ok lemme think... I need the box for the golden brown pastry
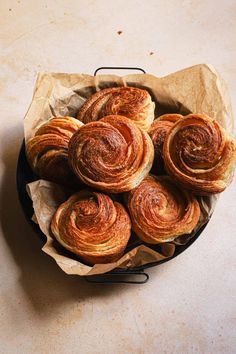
[77,86,155,131]
[148,114,183,173]
[68,115,154,193]
[50,190,131,264]
[163,114,236,195]
[126,175,200,244]
[26,116,83,185]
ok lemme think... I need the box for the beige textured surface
[0,1,236,353]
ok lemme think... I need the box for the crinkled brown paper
[24,64,233,276]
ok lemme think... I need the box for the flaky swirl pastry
[77,86,155,131]
[163,114,236,195]
[68,115,154,193]
[26,117,83,185]
[50,190,131,264]
[126,175,200,244]
[148,114,183,173]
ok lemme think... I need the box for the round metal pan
[16,66,209,283]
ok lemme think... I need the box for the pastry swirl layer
[126,175,200,244]
[51,190,131,264]
[163,114,236,195]
[26,117,83,185]
[148,114,183,173]
[77,86,155,131]
[68,115,154,193]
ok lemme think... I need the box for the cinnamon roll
[26,116,83,185]
[126,175,200,244]
[50,190,131,264]
[77,86,155,131]
[68,115,154,193]
[163,114,236,195]
[148,114,183,173]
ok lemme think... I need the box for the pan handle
[94,66,146,76]
[85,269,149,284]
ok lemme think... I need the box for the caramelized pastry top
[148,114,183,174]
[77,86,155,131]
[126,175,200,244]
[51,190,131,264]
[26,116,83,185]
[68,115,154,193]
[163,114,236,195]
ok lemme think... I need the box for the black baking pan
[16,67,209,284]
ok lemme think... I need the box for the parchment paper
[24,64,234,276]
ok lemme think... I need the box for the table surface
[0,1,236,353]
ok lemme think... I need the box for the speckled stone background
[0,1,236,353]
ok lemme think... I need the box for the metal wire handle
[86,270,149,284]
[94,66,146,76]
